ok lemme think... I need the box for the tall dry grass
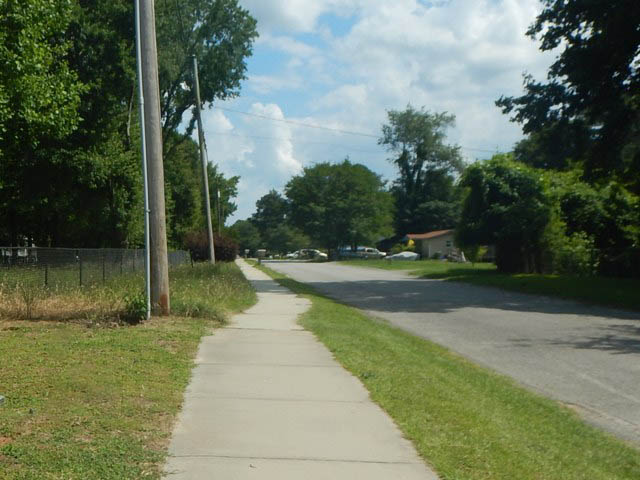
[0,262,255,324]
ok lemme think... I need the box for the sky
[196,0,557,223]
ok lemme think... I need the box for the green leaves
[0,0,83,147]
[457,156,551,273]
[496,0,640,184]
[286,160,393,250]
[380,106,463,235]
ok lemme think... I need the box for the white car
[299,249,327,260]
[360,247,386,259]
[385,251,420,261]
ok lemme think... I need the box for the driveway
[264,261,640,446]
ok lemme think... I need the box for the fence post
[78,253,83,287]
[102,252,106,283]
[44,264,48,287]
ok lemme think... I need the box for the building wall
[418,233,456,258]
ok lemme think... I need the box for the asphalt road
[264,260,640,446]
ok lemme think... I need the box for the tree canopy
[156,0,258,141]
[456,155,551,273]
[286,160,393,250]
[379,106,463,235]
[0,0,255,248]
[496,0,640,185]
[250,190,289,237]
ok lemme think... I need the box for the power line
[212,105,498,154]
[212,105,380,138]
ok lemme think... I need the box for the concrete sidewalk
[164,259,438,479]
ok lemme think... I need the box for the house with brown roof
[406,229,457,259]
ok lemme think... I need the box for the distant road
[265,260,640,446]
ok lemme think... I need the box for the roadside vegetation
[0,262,255,479]
[256,262,640,479]
[338,259,640,311]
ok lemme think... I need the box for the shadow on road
[249,274,640,356]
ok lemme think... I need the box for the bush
[214,233,239,262]
[184,231,239,262]
[391,239,416,255]
[552,232,598,276]
[463,245,488,266]
[122,292,147,324]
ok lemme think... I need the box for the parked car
[385,251,420,261]
[360,247,386,259]
[339,246,386,259]
[298,249,328,260]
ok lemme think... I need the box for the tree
[0,0,255,248]
[164,133,204,246]
[207,163,239,231]
[548,172,640,277]
[0,0,83,151]
[155,0,258,146]
[0,0,85,246]
[496,0,640,184]
[262,224,310,255]
[251,190,290,237]
[285,160,393,251]
[456,154,551,273]
[379,106,464,235]
[513,122,592,171]
[228,220,261,256]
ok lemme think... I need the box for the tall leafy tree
[456,155,551,273]
[379,106,464,236]
[0,0,85,246]
[250,190,289,237]
[0,0,83,150]
[164,133,240,246]
[228,219,261,255]
[155,0,258,146]
[207,162,239,231]
[0,0,256,248]
[496,0,640,184]
[286,160,393,251]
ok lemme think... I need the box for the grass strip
[256,262,640,479]
[0,262,256,479]
[338,259,640,311]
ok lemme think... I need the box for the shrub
[122,292,147,324]
[390,243,404,254]
[456,155,551,273]
[214,234,239,262]
[464,245,488,266]
[552,232,598,276]
[391,239,416,255]
[183,231,238,262]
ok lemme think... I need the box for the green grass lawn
[339,259,640,311]
[257,262,640,479]
[0,262,255,479]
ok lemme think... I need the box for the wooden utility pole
[192,55,216,264]
[140,0,170,314]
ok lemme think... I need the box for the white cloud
[199,102,306,220]
[248,74,303,94]
[218,0,557,221]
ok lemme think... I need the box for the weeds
[0,262,255,326]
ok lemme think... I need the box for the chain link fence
[0,247,191,289]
